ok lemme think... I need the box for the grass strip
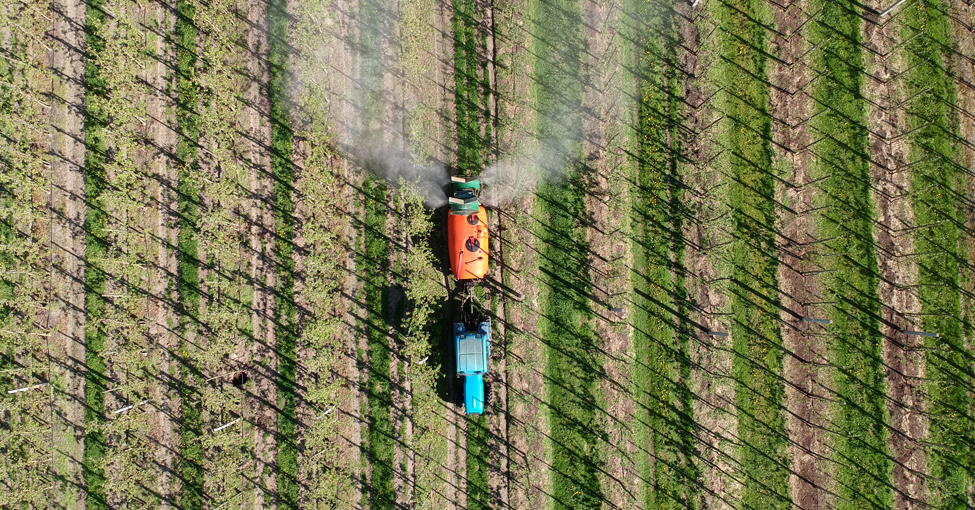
[808,1,893,506]
[81,0,109,505]
[900,2,972,506]
[359,177,395,507]
[452,0,485,174]
[717,1,792,507]
[629,1,700,507]
[174,0,205,506]
[531,0,604,506]
[268,0,298,504]
[536,176,603,509]
[356,0,396,504]
[466,414,490,509]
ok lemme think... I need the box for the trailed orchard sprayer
[447,176,491,415]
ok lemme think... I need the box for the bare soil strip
[148,0,180,503]
[681,3,743,507]
[581,0,636,507]
[47,0,88,505]
[768,2,834,508]
[242,0,277,506]
[862,9,930,509]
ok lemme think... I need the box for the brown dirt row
[487,211,511,508]
[147,0,180,503]
[242,0,278,505]
[497,209,548,510]
[862,10,930,509]
[579,0,637,506]
[681,3,742,508]
[47,0,88,505]
[768,2,834,508]
[493,0,549,507]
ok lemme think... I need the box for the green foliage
[390,183,452,508]
[900,1,972,506]
[718,0,792,507]
[629,1,699,507]
[81,0,109,505]
[808,1,893,506]
[452,0,487,174]
[359,177,396,507]
[0,3,54,504]
[175,0,205,506]
[530,0,605,506]
[268,0,299,504]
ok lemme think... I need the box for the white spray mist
[349,143,450,208]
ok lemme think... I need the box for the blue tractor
[455,317,490,415]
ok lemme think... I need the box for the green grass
[175,0,204,506]
[269,0,298,504]
[808,1,893,506]
[81,0,109,505]
[717,1,791,507]
[536,175,604,510]
[466,414,491,509]
[900,1,972,506]
[629,0,699,507]
[452,0,486,174]
[359,177,396,507]
[357,0,397,504]
[531,2,604,505]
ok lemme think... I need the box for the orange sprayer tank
[448,206,489,280]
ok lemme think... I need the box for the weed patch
[531,0,605,506]
[467,414,491,509]
[359,177,396,507]
[269,0,298,504]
